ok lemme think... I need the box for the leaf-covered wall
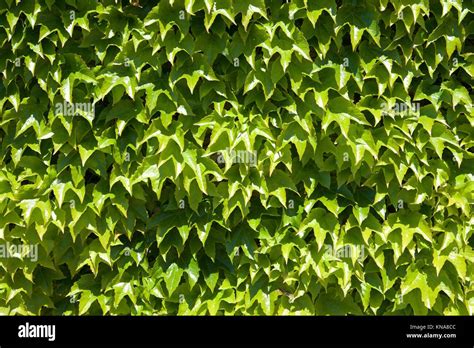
[0,0,473,315]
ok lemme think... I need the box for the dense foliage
[0,0,473,315]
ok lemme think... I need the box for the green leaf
[164,263,184,296]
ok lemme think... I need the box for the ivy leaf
[164,263,184,296]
